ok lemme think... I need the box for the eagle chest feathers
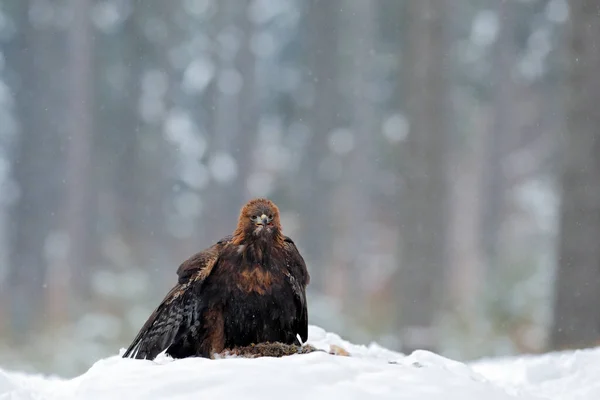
[216,254,300,349]
[235,264,276,295]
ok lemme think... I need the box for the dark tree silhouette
[550,0,600,350]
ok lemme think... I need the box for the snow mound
[0,325,598,399]
[472,347,600,399]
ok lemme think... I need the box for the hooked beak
[259,214,269,226]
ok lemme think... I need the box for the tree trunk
[336,0,377,309]
[293,0,340,292]
[479,0,518,276]
[5,0,66,341]
[205,0,257,237]
[550,0,600,350]
[395,0,449,353]
[61,0,94,305]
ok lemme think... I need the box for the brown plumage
[123,198,310,360]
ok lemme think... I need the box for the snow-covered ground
[0,325,597,399]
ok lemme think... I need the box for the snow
[1,325,599,399]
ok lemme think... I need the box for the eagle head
[235,198,282,242]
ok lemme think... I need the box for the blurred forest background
[0,0,597,377]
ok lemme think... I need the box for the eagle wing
[176,235,232,284]
[122,238,228,360]
[282,236,310,343]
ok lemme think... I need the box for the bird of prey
[123,198,310,360]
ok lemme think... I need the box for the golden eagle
[123,198,310,360]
